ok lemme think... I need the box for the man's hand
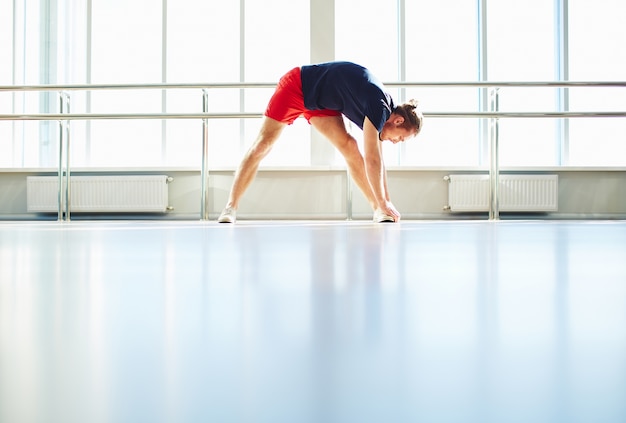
[380,200,401,222]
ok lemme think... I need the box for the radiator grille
[27,175,170,213]
[446,174,558,212]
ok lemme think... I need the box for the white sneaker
[218,207,237,223]
[373,208,395,223]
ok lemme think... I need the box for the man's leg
[220,117,286,219]
[309,116,378,210]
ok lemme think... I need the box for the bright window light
[2,0,624,169]
[568,0,626,167]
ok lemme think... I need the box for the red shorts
[265,67,341,125]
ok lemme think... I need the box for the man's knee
[247,139,273,160]
[246,120,285,159]
[335,133,359,155]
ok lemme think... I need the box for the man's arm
[382,160,391,202]
[363,117,400,220]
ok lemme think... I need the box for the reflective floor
[1,220,625,423]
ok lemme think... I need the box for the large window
[165,0,241,168]
[403,0,479,167]
[568,0,626,167]
[486,0,558,167]
[89,0,163,168]
[2,0,625,169]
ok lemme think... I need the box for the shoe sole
[374,212,395,223]
[376,217,395,223]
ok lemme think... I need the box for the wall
[1,168,624,220]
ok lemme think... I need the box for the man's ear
[394,115,405,126]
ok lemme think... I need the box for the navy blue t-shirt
[300,62,394,132]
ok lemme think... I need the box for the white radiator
[445,174,558,212]
[27,175,171,213]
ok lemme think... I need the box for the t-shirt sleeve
[366,97,393,132]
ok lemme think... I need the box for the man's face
[381,124,417,144]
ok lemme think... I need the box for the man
[218,61,423,224]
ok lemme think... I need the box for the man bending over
[218,61,423,224]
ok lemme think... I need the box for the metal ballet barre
[1,81,625,221]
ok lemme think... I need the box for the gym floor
[1,220,625,423]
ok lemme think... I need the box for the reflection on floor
[1,220,625,423]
